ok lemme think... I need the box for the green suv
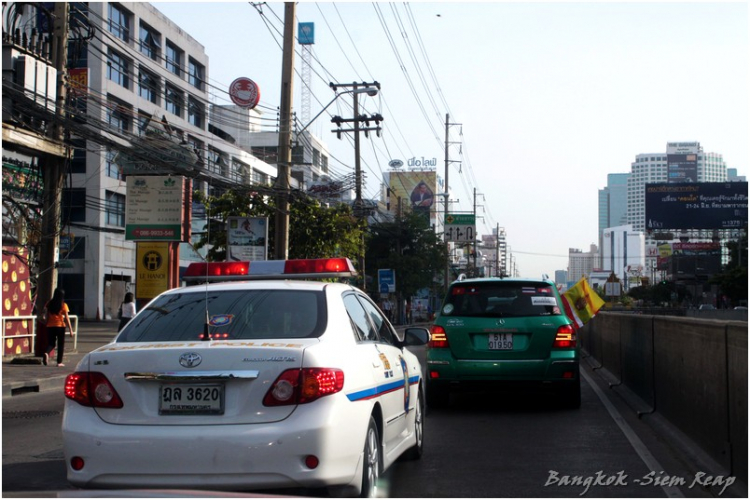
[426,277,580,408]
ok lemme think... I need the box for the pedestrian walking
[118,292,137,332]
[43,287,74,367]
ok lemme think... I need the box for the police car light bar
[183,258,358,283]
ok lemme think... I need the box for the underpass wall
[581,313,747,483]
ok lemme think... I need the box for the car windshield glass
[441,281,562,318]
[117,289,326,342]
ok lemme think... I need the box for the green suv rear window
[442,281,562,318]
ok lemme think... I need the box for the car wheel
[360,416,381,498]
[402,389,424,460]
[560,377,581,409]
[426,380,449,409]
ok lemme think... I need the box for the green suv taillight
[429,325,449,348]
[552,324,577,348]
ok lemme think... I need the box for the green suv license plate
[488,333,513,350]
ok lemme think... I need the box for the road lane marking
[581,368,684,498]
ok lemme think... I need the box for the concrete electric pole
[274,2,296,260]
[37,2,69,312]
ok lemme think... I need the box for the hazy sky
[153,1,749,278]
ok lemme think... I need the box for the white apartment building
[567,244,599,285]
[627,142,728,233]
[600,225,646,288]
[58,2,275,319]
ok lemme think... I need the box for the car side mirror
[402,327,430,346]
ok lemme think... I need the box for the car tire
[360,416,381,498]
[402,389,424,460]
[426,380,449,409]
[561,377,581,409]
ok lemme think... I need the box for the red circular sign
[229,77,261,109]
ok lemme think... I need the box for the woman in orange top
[44,287,74,367]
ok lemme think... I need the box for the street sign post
[444,213,476,243]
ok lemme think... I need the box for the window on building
[312,149,320,168]
[107,100,131,133]
[61,188,87,223]
[105,191,126,227]
[70,139,87,174]
[136,112,151,135]
[188,58,204,90]
[138,69,159,104]
[321,154,328,174]
[206,148,221,174]
[188,97,204,128]
[108,4,131,42]
[139,23,160,61]
[107,50,130,89]
[105,149,123,180]
[165,84,183,117]
[231,160,247,184]
[166,41,182,76]
[188,136,204,166]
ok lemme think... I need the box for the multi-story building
[54,2,275,319]
[626,142,728,233]
[598,173,629,267]
[567,244,599,285]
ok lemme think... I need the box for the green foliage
[193,189,365,263]
[365,212,448,298]
[710,234,748,305]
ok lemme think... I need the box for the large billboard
[666,142,699,183]
[388,170,438,221]
[645,182,748,231]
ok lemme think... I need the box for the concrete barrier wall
[581,313,747,481]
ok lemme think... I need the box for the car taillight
[64,372,123,408]
[263,368,344,406]
[553,324,577,348]
[429,325,449,348]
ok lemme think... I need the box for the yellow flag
[562,277,605,328]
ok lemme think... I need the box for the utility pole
[274,2,296,260]
[496,223,500,278]
[330,81,381,285]
[37,2,69,312]
[473,188,478,271]
[443,113,461,291]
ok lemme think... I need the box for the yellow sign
[136,242,170,300]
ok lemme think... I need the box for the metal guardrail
[1,315,79,356]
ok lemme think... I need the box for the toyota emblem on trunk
[179,352,202,368]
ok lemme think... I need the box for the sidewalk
[2,320,118,398]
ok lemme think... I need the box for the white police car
[62,258,429,497]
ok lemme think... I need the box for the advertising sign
[229,77,261,109]
[388,170,437,222]
[136,242,170,300]
[125,176,186,241]
[298,22,315,45]
[645,182,748,230]
[227,217,268,261]
[378,269,396,294]
[444,213,476,243]
[667,153,698,183]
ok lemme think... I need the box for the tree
[365,212,447,299]
[192,188,365,263]
[710,233,748,306]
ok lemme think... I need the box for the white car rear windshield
[118,290,327,342]
[442,282,562,318]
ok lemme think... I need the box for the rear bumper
[62,400,368,491]
[426,349,579,383]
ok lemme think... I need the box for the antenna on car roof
[202,180,211,341]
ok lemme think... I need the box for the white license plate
[488,333,513,350]
[159,384,224,415]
